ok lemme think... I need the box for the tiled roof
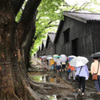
[63,11,100,23]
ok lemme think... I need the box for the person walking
[75,65,89,95]
[60,54,67,73]
[67,56,76,81]
[61,62,67,73]
[68,63,75,81]
[49,59,55,71]
[91,57,100,94]
[55,57,61,75]
[69,56,89,96]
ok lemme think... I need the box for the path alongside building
[29,58,100,100]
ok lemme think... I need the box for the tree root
[6,92,20,100]
[29,79,73,95]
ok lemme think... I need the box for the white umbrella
[47,56,53,60]
[68,55,76,58]
[47,55,52,57]
[53,54,59,57]
[47,55,52,59]
[68,55,76,62]
[60,54,67,57]
[41,56,47,58]
[69,56,89,67]
[60,54,67,62]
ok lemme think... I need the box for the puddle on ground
[28,72,100,100]
[29,74,60,83]
[46,95,57,100]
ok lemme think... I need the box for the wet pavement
[28,69,100,100]
[60,72,99,100]
[28,59,100,100]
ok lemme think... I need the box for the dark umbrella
[91,52,100,58]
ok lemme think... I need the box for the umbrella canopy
[68,55,76,62]
[47,55,52,59]
[47,55,52,57]
[53,54,59,57]
[53,56,60,58]
[68,55,76,58]
[91,52,100,58]
[69,56,89,67]
[60,54,67,62]
[47,56,53,60]
[60,54,67,57]
[41,56,47,58]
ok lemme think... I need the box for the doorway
[72,38,78,56]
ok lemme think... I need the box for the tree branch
[72,2,90,12]
[10,0,24,15]
[70,4,78,11]
[20,0,41,25]
[17,0,41,46]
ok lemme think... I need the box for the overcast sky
[65,0,100,12]
[65,0,91,5]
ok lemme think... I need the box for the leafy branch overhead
[35,0,64,38]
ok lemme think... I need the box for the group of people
[40,54,100,96]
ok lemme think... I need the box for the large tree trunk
[0,0,41,99]
[0,1,73,99]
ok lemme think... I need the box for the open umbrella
[60,54,67,57]
[91,52,100,58]
[69,56,89,67]
[68,55,76,58]
[60,54,67,62]
[41,56,47,59]
[68,55,76,62]
[47,55,52,59]
[53,56,60,58]
[47,55,52,57]
[53,54,59,57]
[47,56,53,60]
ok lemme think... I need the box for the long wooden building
[37,12,100,65]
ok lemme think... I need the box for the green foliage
[35,0,64,38]
[15,10,22,22]
[15,0,28,22]
[31,0,65,55]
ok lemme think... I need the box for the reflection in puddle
[46,95,57,100]
[31,75,43,82]
[30,74,58,83]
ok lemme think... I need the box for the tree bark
[0,0,41,99]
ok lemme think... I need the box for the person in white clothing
[55,57,61,74]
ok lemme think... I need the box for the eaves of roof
[63,11,100,23]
